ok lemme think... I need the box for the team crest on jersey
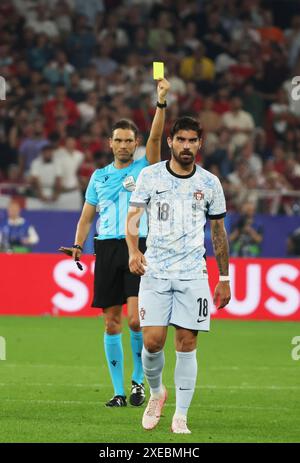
[194,190,204,201]
[139,308,146,320]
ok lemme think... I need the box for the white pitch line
[0,398,293,412]
[0,382,299,390]
[1,364,298,371]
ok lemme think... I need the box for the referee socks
[104,333,125,397]
[129,329,144,385]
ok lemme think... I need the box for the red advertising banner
[0,254,299,320]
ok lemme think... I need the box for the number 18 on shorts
[138,276,212,332]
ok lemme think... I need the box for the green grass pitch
[0,316,299,443]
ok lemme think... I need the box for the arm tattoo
[211,221,229,276]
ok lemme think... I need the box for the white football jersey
[129,160,226,279]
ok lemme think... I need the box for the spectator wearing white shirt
[78,91,98,126]
[222,96,255,151]
[29,144,62,208]
[54,136,84,210]
[26,4,59,38]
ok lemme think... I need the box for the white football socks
[174,350,197,417]
[142,346,165,397]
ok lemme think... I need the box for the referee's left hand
[129,250,147,276]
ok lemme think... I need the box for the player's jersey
[129,160,226,279]
[86,155,149,239]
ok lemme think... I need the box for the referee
[60,78,170,407]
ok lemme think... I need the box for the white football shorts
[138,276,212,332]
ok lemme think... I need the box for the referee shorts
[92,238,146,309]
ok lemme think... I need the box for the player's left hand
[157,78,170,102]
[213,281,231,309]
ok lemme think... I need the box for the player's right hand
[129,250,147,276]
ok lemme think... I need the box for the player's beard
[171,147,195,166]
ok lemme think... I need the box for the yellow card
[153,62,164,80]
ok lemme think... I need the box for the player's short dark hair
[111,119,139,139]
[170,116,203,139]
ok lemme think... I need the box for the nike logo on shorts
[156,190,168,194]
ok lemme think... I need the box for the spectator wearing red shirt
[213,86,231,115]
[43,84,80,133]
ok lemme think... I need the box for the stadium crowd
[0,0,300,215]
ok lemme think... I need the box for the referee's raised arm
[145,78,170,165]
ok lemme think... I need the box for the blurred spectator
[199,96,222,134]
[0,131,18,179]
[43,84,80,133]
[258,9,285,45]
[92,42,118,77]
[272,143,287,175]
[18,119,49,177]
[287,227,300,256]
[286,14,300,69]
[202,10,229,59]
[67,72,86,102]
[148,11,175,50]
[222,96,255,150]
[238,140,263,176]
[267,88,297,142]
[240,81,265,127]
[0,199,39,253]
[80,64,98,92]
[25,4,59,38]
[43,51,75,87]
[98,12,129,48]
[27,32,53,71]
[203,128,234,178]
[53,136,84,210]
[66,15,97,69]
[73,0,105,28]
[180,43,215,81]
[229,201,263,257]
[213,86,231,115]
[29,144,62,207]
[78,91,98,127]
[253,128,273,161]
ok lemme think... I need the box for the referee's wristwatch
[157,100,167,108]
[72,244,83,251]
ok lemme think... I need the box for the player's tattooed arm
[210,218,229,275]
[210,218,231,309]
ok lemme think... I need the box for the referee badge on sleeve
[123,175,136,191]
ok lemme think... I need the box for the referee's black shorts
[92,238,146,309]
